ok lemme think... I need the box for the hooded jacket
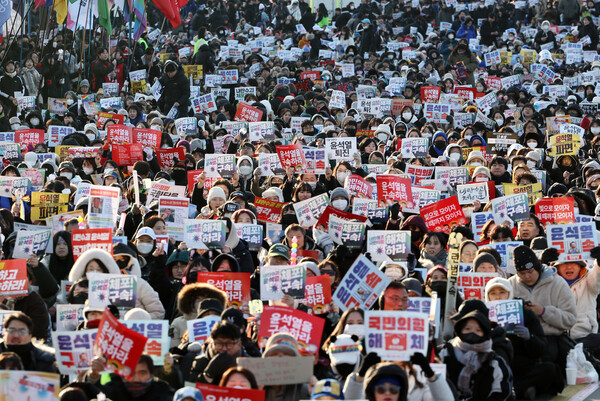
[429,131,448,157]
[68,248,165,319]
[158,64,191,114]
[564,260,600,339]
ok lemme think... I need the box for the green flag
[98,0,112,33]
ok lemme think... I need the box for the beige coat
[567,261,600,339]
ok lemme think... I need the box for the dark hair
[58,388,88,401]
[67,278,89,303]
[0,352,24,370]
[87,258,109,273]
[490,156,508,168]
[450,225,474,241]
[144,215,166,229]
[219,367,259,389]
[137,354,154,372]
[490,225,514,241]
[476,247,503,267]
[211,321,241,341]
[4,312,32,333]
[323,307,364,351]
[96,47,107,56]
[420,231,448,250]
[292,182,314,202]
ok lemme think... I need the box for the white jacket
[68,249,165,319]
[567,261,600,339]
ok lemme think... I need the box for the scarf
[450,336,493,395]
[6,71,16,78]
[125,379,153,397]
[420,248,448,266]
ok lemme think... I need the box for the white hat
[262,187,284,203]
[473,166,491,179]
[24,152,38,168]
[207,186,226,203]
[327,334,362,366]
[484,277,513,302]
[135,227,156,241]
[124,307,151,320]
[466,150,485,165]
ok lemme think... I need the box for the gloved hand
[512,324,531,340]
[358,352,381,378]
[407,253,416,272]
[144,147,154,161]
[590,246,600,263]
[540,248,560,266]
[389,202,401,221]
[204,352,235,382]
[410,352,434,378]
[313,228,334,254]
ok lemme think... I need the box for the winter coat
[13,290,50,340]
[21,67,42,99]
[193,44,215,74]
[158,66,191,115]
[91,58,114,91]
[508,308,547,375]
[566,261,600,339]
[558,0,580,21]
[509,266,577,336]
[0,340,56,372]
[96,373,174,401]
[456,23,477,40]
[68,248,165,319]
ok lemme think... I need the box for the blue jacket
[457,23,477,40]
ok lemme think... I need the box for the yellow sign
[31,192,69,220]
[503,183,543,206]
[549,133,581,157]
[520,49,537,65]
[183,65,204,80]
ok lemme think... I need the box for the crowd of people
[2,0,600,399]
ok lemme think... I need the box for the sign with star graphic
[260,264,307,300]
[184,219,227,250]
[328,215,366,249]
[491,193,530,225]
[333,254,391,311]
[12,229,52,259]
[88,273,137,311]
[367,230,412,262]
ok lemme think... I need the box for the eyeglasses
[6,328,28,336]
[374,384,400,395]
[321,270,336,276]
[213,340,239,350]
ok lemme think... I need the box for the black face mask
[334,363,356,379]
[281,214,298,227]
[429,280,447,296]
[116,259,130,270]
[458,332,486,344]
[71,293,88,304]
[435,141,446,150]
[346,127,357,136]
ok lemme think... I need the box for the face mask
[527,142,537,148]
[335,75,342,80]
[527,160,536,169]
[116,259,130,270]
[337,172,349,185]
[67,99,74,105]
[83,167,94,175]
[86,133,96,142]
[137,242,154,255]
[343,323,365,339]
[346,127,357,136]
[422,133,432,139]
[151,125,162,131]
[281,214,298,227]
[450,153,460,161]
[475,176,488,182]
[470,162,482,167]
[448,34,455,40]
[61,172,73,180]
[124,379,153,397]
[402,112,412,120]
[332,199,348,210]
[334,363,356,378]
[458,332,486,344]
[11,124,19,130]
[377,133,388,143]
[308,182,317,190]
[542,25,549,32]
[464,135,472,141]
[429,280,447,295]
[71,292,88,304]
[239,166,252,175]
[495,119,503,126]
[435,141,446,151]
[30,118,40,126]
[592,127,600,135]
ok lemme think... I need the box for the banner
[71,228,113,260]
[377,175,413,209]
[332,254,391,311]
[156,148,186,169]
[196,272,251,307]
[367,230,411,262]
[52,329,96,374]
[293,193,330,227]
[183,219,227,249]
[0,259,27,297]
[420,196,467,234]
[195,383,265,401]
[547,222,598,262]
[365,311,429,361]
[88,273,137,310]
[260,265,306,300]
[186,315,221,344]
[258,305,324,353]
[94,309,147,378]
[457,272,498,300]
[254,197,285,223]
[276,144,306,172]
[535,197,575,226]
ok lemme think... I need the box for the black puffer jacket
[158,64,191,115]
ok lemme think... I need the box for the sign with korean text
[367,230,411,262]
[420,196,467,234]
[491,193,530,224]
[547,222,598,262]
[420,86,441,102]
[344,174,373,199]
[377,175,413,209]
[52,330,96,374]
[106,124,133,144]
[258,306,325,353]
[487,299,524,333]
[456,182,490,205]
[254,197,285,223]
[48,125,75,147]
[186,315,221,345]
[132,128,162,149]
[56,304,84,331]
[236,356,314,386]
[235,102,263,122]
[159,197,189,241]
[196,383,265,401]
[333,254,391,311]
[184,219,227,249]
[303,275,332,313]
[71,228,113,260]
[293,193,330,227]
[365,311,428,361]
[405,165,435,186]
[329,215,366,249]
[88,273,137,310]
[276,144,306,172]
[12,229,52,259]
[535,197,575,226]
[325,137,357,161]
[248,121,275,142]
[548,133,581,157]
[236,224,263,251]
[15,129,44,148]
[0,259,27,297]
[457,272,497,300]
[113,143,144,166]
[31,192,69,220]
[400,137,428,159]
[302,146,327,175]
[146,181,186,206]
[121,320,169,366]
[196,272,251,307]
[156,148,186,169]
[260,264,306,300]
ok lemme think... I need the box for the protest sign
[18,168,44,191]
[314,205,368,231]
[183,219,227,249]
[0,259,27,297]
[71,228,113,260]
[0,370,61,400]
[367,230,411,262]
[196,272,252,307]
[471,211,494,240]
[260,264,306,300]
[12,229,52,259]
[423,103,451,123]
[146,181,186,206]
[487,299,524,333]
[487,241,522,273]
[248,121,275,142]
[329,215,366,249]
[420,196,467,234]
[344,174,374,199]
[132,128,162,149]
[457,272,498,300]
[365,311,429,361]
[195,383,265,401]
[293,193,330,227]
[31,192,69,220]
[236,223,263,251]
[254,197,285,223]
[56,304,84,331]
[303,275,332,313]
[0,176,29,198]
[548,132,581,157]
[456,182,490,205]
[236,356,315,386]
[96,112,124,128]
[48,125,75,147]
[234,102,263,122]
[377,175,414,209]
[52,330,96,374]
[276,144,306,172]
[175,117,198,136]
[420,86,441,102]
[491,193,530,224]
[156,148,186,169]
[88,273,137,310]
[535,197,575,226]
[112,143,144,166]
[333,254,391,311]
[405,164,435,186]
[66,147,100,159]
[547,222,598,262]
[190,94,217,113]
[94,309,147,378]
[325,137,357,161]
[159,197,189,241]
[186,315,221,344]
[400,137,429,158]
[106,124,132,144]
[302,146,327,175]
[121,320,169,365]
[258,305,324,353]
[234,86,257,102]
[15,129,44,148]
[87,186,120,228]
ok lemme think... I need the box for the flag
[67,0,93,30]
[128,0,146,40]
[151,0,180,28]
[97,0,112,33]
[0,0,11,34]
[54,0,67,24]
[34,0,45,10]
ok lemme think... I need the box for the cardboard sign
[535,197,575,226]
[344,174,374,199]
[420,196,467,234]
[367,230,411,262]
[15,129,44,147]
[456,182,490,205]
[276,144,306,172]
[183,219,227,249]
[12,229,52,259]
[547,222,598,262]
[377,175,413,209]
[121,320,169,366]
[491,193,530,224]
[94,309,147,378]
[196,272,251,307]
[234,102,263,122]
[56,304,84,331]
[548,133,581,157]
[0,259,28,296]
[254,197,285,223]
[260,265,306,300]
[112,143,144,166]
[71,228,113,260]
[156,148,186,168]
[293,193,330,227]
[106,124,133,144]
[325,137,357,161]
[332,254,391,311]
[196,383,265,401]
[52,329,96,374]
[88,273,137,310]
[237,356,314,386]
[457,272,497,300]
[258,306,325,353]
[365,311,429,361]
[186,315,221,344]
[30,192,69,221]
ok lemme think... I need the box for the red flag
[151,0,181,27]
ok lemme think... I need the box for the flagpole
[79,0,92,77]
[19,0,25,76]
[1,0,31,67]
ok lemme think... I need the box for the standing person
[446,39,479,85]
[91,47,115,92]
[0,60,26,117]
[21,57,42,103]
[158,60,190,117]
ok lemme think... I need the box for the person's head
[0,352,24,370]
[484,277,513,302]
[145,215,167,236]
[96,47,108,61]
[3,313,33,345]
[219,367,259,389]
[454,312,491,344]
[167,249,191,279]
[125,354,154,387]
[207,186,227,211]
[134,227,156,256]
[266,243,290,265]
[211,321,242,356]
[513,245,543,286]
[165,60,178,78]
[85,259,109,274]
[420,231,447,256]
[490,225,514,242]
[285,224,306,249]
[459,240,478,264]
[473,252,500,273]
[517,216,543,240]
[311,378,345,400]
[555,260,586,282]
[381,281,409,311]
[363,362,408,401]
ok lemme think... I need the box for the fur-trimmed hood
[68,249,120,282]
[177,282,228,319]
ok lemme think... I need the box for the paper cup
[566,367,577,386]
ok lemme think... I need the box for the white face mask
[11,124,19,130]
[464,135,472,141]
[239,165,252,175]
[137,242,154,255]
[83,167,94,175]
[450,153,461,161]
[61,172,73,179]
[527,141,537,148]
[332,199,348,210]
[86,133,96,142]
[151,125,162,131]
[474,176,488,182]
[495,119,504,126]
[527,160,536,169]
[337,171,349,185]
[402,112,412,120]
[470,162,482,167]
[591,127,600,135]
[30,118,40,126]
[377,133,388,142]
[308,181,317,190]
[67,98,74,105]
[343,323,365,340]
[422,133,432,139]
